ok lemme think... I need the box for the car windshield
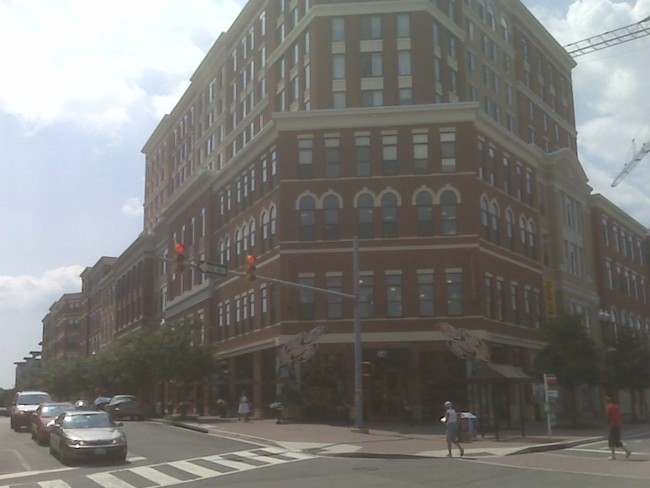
[19,394,51,405]
[63,414,114,429]
[41,405,72,416]
[110,396,136,405]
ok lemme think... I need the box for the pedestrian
[441,401,464,457]
[605,396,631,460]
[238,392,251,422]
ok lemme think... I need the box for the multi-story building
[35,0,649,424]
[137,0,595,424]
[41,293,82,361]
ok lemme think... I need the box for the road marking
[87,472,136,488]
[38,481,73,487]
[202,455,257,471]
[129,466,180,485]
[168,460,221,478]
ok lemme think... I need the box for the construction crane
[563,15,650,57]
[561,15,650,186]
[611,139,650,187]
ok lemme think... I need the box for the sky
[1,0,649,391]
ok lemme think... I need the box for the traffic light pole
[195,237,366,432]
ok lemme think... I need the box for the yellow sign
[544,278,556,318]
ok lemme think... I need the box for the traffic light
[173,243,186,273]
[245,254,257,282]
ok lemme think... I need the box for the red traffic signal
[173,243,186,273]
[245,254,257,282]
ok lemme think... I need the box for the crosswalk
[0,447,315,488]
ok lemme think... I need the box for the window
[362,90,383,107]
[397,13,410,38]
[415,191,434,236]
[413,133,429,173]
[496,280,505,320]
[446,272,463,315]
[441,190,458,235]
[332,17,345,41]
[323,195,340,240]
[299,196,316,240]
[505,210,514,250]
[381,193,398,237]
[355,135,371,176]
[298,138,313,179]
[386,274,403,317]
[490,203,500,243]
[418,272,434,316]
[398,51,411,75]
[361,15,382,39]
[327,275,343,319]
[440,131,456,172]
[481,198,489,238]
[325,137,340,178]
[382,135,398,175]
[358,275,375,318]
[333,91,346,108]
[511,283,520,324]
[357,193,374,238]
[332,54,345,79]
[485,276,493,318]
[299,276,315,320]
[361,52,383,77]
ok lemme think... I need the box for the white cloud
[0,0,244,133]
[530,0,650,226]
[122,197,144,217]
[0,266,84,312]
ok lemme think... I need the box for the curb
[505,435,604,456]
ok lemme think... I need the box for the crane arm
[564,15,650,57]
[611,140,650,187]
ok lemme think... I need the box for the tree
[533,314,603,425]
[605,327,650,421]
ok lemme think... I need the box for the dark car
[31,402,75,445]
[106,395,145,420]
[49,411,127,465]
[10,391,52,431]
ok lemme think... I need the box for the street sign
[197,261,228,277]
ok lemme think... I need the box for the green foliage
[40,320,219,397]
[605,327,650,391]
[533,314,603,386]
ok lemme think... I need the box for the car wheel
[31,428,36,440]
[59,446,70,465]
[37,431,46,446]
[49,443,55,456]
[12,421,20,432]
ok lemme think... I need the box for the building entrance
[363,348,408,421]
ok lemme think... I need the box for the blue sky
[1,0,649,390]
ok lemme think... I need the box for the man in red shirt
[605,396,631,460]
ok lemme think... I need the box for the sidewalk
[159,416,645,459]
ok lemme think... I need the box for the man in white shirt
[442,401,464,457]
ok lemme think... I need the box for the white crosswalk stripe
[86,472,134,488]
[38,481,73,488]
[128,466,180,485]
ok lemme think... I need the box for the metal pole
[352,236,366,432]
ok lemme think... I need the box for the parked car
[73,399,93,410]
[10,391,52,432]
[92,396,111,411]
[106,395,144,420]
[49,410,127,465]
[31,402,75,445]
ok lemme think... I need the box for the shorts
[446,422,459,443]
[608,425,623,448]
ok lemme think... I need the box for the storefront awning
[468,363,532,383]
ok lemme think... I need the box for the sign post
[543,373,558,438]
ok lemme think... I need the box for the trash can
[459,412,478,441]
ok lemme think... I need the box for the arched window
[527,220,535,258]
[219,240,227,265]
[441,190,458,235]
[235,229,243,264]
[270,206,277,246]
[249,218,256,251]
[506,209,514,250]
[381,193,398,237]
[299,196,317,241]
[480,198,489,238]
[415,191,434,236]
[323,195,341,240]
[490,202,499,243]
[357,193,374,239]
[519,216,527,246]
[242,223,249,254]
[225,236,231,263]
[261,211,269,252]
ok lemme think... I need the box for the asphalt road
[2,417,650,487]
